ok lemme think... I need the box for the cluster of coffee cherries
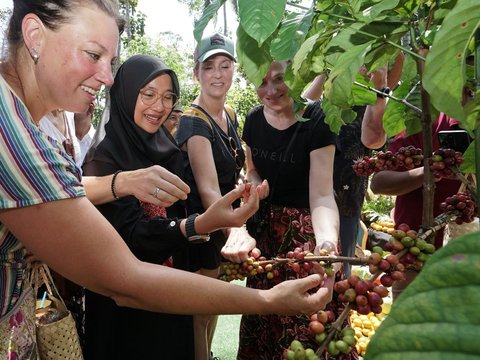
[218,248,271,282]
[429,148,464,179]
[288,312,357,359]
[310,310,356,350]
[352,145,423,177]
[440,191,477,224]
[334,275,389,315]
[367,246,406,288]
[382,223,436,271]
[219,247,332,282]
[283,340,320,360]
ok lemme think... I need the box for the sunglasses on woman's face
[228,137,243,170]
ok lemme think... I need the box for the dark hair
[6,0,125,50]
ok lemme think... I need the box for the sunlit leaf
[382,55,421,136]
[292,33,320,74]
[325,20,408,65]
[394,0,420,17]
[350,74,377,106]
[271,10,315,60]
[238,0,287,46]
[461,90,480,133]
[193,0,225,42]
[459,141,476,174]
[325,42,374,107]
[357,0,401,24]
[236,25,273,88]
[364,232,480,360]
[423,0,480,121]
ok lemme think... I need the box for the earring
[30,47,39,64]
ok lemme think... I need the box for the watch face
[188,235,210,244]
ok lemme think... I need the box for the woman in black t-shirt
[238,62,358,360]
[176,32,263,360]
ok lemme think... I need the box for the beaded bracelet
[111,170,122,200]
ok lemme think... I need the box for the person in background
[75,101,96,165]
[370,112,462,300]
[237,61,344,360]
[164,103,182,135]
[0,2,334,358]
[303,53,404,277]
[176,32,262,360]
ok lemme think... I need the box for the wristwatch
[377,87,391,98]
[185,213,210,244]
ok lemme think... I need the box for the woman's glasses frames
[140,90,178,109]
[228,137,243,170]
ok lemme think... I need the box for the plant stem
[315,304,352,356]
[353,81,422,113]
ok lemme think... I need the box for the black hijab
[83,55,182,175]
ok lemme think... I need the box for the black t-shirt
[176,106,245,213]
[242,102,336,208]
[333,106,372,217]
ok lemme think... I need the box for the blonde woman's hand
[116,165,190,207]
[221,226,258,263]
[196,183,259,234]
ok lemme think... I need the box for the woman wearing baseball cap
[177,32,264,360]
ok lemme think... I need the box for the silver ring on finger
[153,187,161,199]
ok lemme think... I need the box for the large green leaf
[322,98,357,134]
[383,54,421,137]
[193,0,225,42]
[459,141,476,174]
[238,0,287,47]
[350,74,377,106]
[324,42,374,107]
[270,10,315,60]
[356,0,401,24]
[461,90,480,133]
[423,0,480,121]
[236,25,273,88]
[292,33,321,74]
[364,232,480,360]
[325,20,408,68]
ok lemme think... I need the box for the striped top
[0,74,85,317]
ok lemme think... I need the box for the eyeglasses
[140,90,178,109]
[62,139,75,160]
[228,137,243,170]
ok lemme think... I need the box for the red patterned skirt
[237,205,358,360]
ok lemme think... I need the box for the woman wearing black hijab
[82,55,196,359]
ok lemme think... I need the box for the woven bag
[34,264,84,360]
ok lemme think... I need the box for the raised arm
[309,145,339,247]
[303,74,327,101]
[361,53,404,149]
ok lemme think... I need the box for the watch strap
[185,213,210,243]
[185,213,199,238]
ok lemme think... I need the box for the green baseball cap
[194,32,236,63]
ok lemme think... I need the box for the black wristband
[377,87,391,98]
[185,213,199,238]
[111,170,122,200]
[185,213,210,243]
